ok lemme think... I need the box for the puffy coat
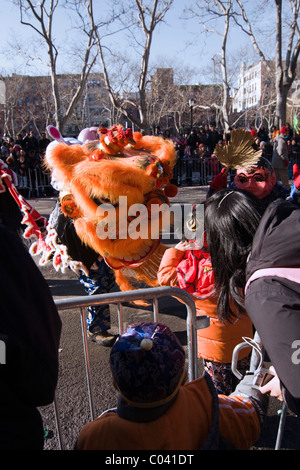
[271,134,289,169]
[75,374,260,450]
[245,199,300,415]
[158,247,252,363]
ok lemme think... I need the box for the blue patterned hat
[110,322,186,407]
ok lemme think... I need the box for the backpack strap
[200,372,235,450]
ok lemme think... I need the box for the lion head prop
[34,125,178,292]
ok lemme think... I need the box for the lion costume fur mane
[39,126,178,293]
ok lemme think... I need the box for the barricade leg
[53,393,66,450]
[275,402,287,450]
[80,306,96,421]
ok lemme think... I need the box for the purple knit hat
[110,322,186,407]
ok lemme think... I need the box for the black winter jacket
[0,224,62,449]
[245,199,300,415]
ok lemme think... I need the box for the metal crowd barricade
[15,156,221,192]
[53,286,209,450]
[15,167,52,197]
[231,331,287,451]
[174,157,219,186]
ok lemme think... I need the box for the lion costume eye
[92,196,119,208]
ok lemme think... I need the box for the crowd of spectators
[153,122,300,185]
[158,122,300,165]
[0,130,52,196]
[2,123,300,194]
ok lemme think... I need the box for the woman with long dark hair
[204,189,262,321]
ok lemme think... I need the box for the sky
[0,0,257,84]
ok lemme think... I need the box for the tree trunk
[274,85,289,128]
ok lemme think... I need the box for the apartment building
[232,61,275,113]
[150,68,222,131]
[232,59,300,116]
[0,72,111,138]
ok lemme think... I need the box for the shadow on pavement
[46,279,86,297]
[254,414,300,450]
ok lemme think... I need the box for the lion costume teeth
[39,125,178,292]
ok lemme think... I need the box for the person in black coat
[0,224,62,449]
[204,189,300,416]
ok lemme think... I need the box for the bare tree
[147,64,220,134]
[13,0,98,132]
[0,74,50,137]
[82,0,174,133]
[185,0,235,132]
[234,0,300,128]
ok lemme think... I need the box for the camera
[253,367,274,387]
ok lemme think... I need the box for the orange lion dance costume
[36,125,178,295]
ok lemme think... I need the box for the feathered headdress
[213,129,262,170]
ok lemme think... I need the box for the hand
[283,159,289,167]
[175,240,192,251]
[293,163,300,189]
[211,167,228,191]
[175,240,200,251]
[259,366,283,402]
